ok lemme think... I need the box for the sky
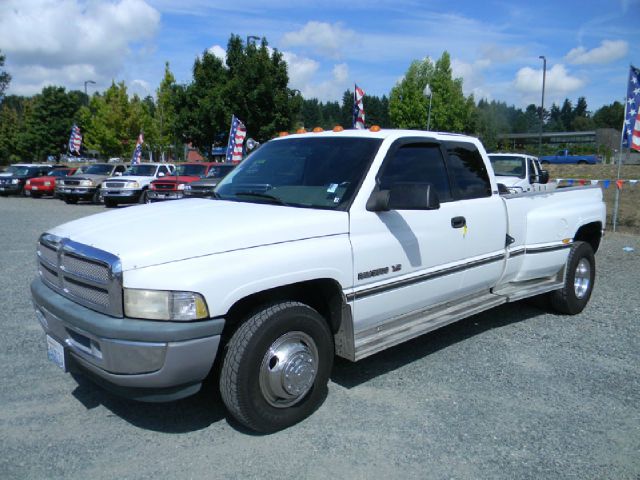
[1,0,639,112]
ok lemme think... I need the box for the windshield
[215,136,383,209]
[206,165,235,178]
[489,156,526,179]
[84,164,114,175]
[123,164,157,176]
[176,164,207,176]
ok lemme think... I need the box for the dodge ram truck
[31,129,605,433]
[488,153,552,193]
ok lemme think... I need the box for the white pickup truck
[31,129,605,432]
[488,153,552,193]
[101,163,175,207]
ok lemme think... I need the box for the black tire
[64,197,78,204]
[220,301,334,433]
[138,190,149,204]
[541,161,550,165]
[31,192,42,198]
[577,160,588,165]
[92,189,103,204]
[104,198,117,208]
[549,241,595,315]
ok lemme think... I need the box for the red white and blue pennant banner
[353,84,366,130]
[131,132,144,165]
[226,115,247,163]
[555,178,639,190]
[68,124,82,154]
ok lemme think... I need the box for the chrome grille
[64,179,80,186]
[61,253,111,283]
[37,234,123,317]
[104,181,125,188]
[154,183,175,190]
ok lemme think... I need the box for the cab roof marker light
[333,125,344,132]
[312,127,323,133]
[369,125,381,132]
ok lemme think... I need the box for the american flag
[353,84,366,129]
[68,124,82,154]
[132,132,144,165]
[622,65,640,152]
[225,115,247,163]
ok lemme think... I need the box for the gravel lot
[1,196,638,479]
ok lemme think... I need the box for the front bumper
[102,189,143,203]
[58,186,97,200]
[31,277,224,401]
[0,183,23,194]
[147,190,184,201]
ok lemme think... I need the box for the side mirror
[115,171,122,176]
[367,182,440,212]
[158,172,165,177]
[540,170,549,184]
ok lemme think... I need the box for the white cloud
[207,45,227,65]
[0,0,160,95]
[281,21,357,59]
[513,64,585,105]
[565,40,628,65]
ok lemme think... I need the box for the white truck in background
[32,129,605,433]
[488,153,554,193]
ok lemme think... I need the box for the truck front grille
[37,234,123,317]
[104,181,125,188]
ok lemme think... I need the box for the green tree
[389,57,434,129]
[592,101,624,129]
[559,99,573,130]
[0,49,11,99]
[389,52,474,132]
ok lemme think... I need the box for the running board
[492,275,564,302]
[351,292,506,361]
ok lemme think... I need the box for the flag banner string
[554,178,639,190]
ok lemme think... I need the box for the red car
[25,167,78,198]
[147,162,221,202]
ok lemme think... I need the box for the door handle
[451,216,466,229]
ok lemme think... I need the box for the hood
[48,199,349,271]
[66,174,110,182]
[152,175,200,184]
[188,178,222,187]
[494,175,525,187]
[107,175,154,183]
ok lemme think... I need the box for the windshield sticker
[327,183,338,193]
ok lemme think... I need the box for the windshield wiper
[234,191,289,206]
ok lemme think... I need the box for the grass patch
[546,165,640,235]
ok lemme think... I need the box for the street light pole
[423,84,433,130]
[538,56,546,155]
[246,35,260,47]
[84,80,96,104]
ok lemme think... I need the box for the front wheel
[549,241,595,314]
[220,302,334,433]
[64,197,78,204]
[104,198,117,208]
[138,190,150,204]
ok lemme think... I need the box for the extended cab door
[349,139,506,334]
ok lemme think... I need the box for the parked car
[31,129,605,432]
[488,153,551,193]
[183,164,237,198]
[57,163,128,204]
[0,164,52,196]
[25,167,78,198]
[148,162,222,202]
[102,163,175,207]
[539,149,601,165]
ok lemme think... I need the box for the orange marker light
[278,131,289,137]
[296,128,306,134]
[369,125,381,132]
[312,127,323,133]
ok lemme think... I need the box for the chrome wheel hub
[259,331,319,408]
[574,258,591,299]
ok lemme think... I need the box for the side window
[378,143,452,202]
[159,166,168,176]
[444,142,492,200]
[115,165,125,174]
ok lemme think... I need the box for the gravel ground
[1,196,638,480]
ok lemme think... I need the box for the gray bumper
[147,191,184,200]
[31,278,224,398]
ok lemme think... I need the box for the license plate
[32,186,39,190]
[46,335,66,371]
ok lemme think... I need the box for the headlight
[177,183,186,190]
[44,181,51,186]
[79,179,94,187]
[26,180,31,186]
[126,181,140,189]
[123,289,209,321]
[11,179,20,184]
